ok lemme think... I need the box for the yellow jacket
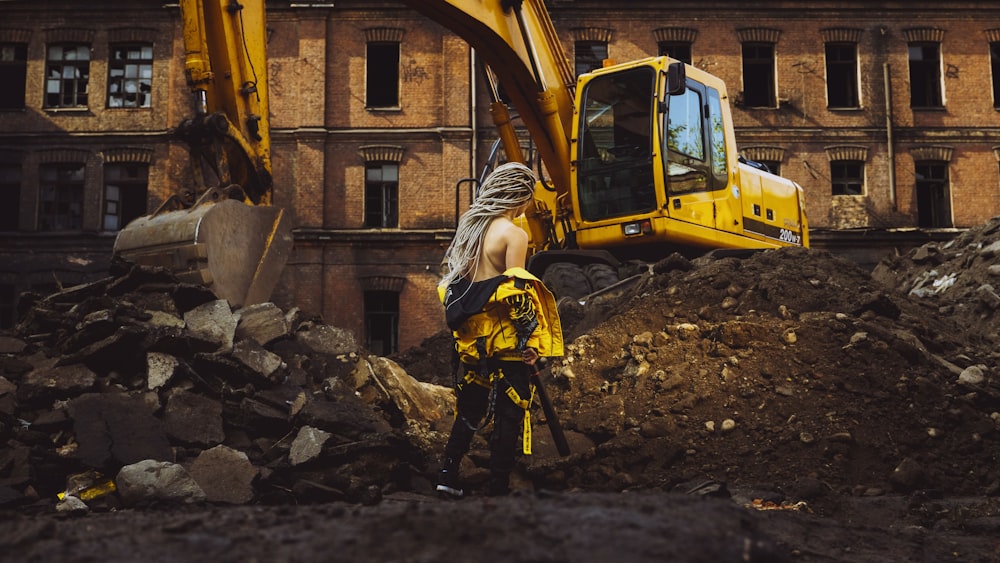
[440,267,563,364]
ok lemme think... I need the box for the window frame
[657,41,692,65]
[364,290,399,355]
[575,40,608,76]
[38,162,86,231]
[741,42,777,108]
[908,42,944,109]
[0,161,22,230]
[825,42,860,109]
[0,43,28,111]
[990,42,1000,109]
[915,161,952,227]
[102,162,149,231]
[107,43,154,109]
[363,162,399,228]
[45,43,91,109]
[830,160,865,196]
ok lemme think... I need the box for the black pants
[444,360,532,476]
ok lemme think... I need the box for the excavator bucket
[113,192,293,308]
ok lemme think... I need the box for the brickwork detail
[653,27,697,44]
[903,28,946,42]
[571,27,613,43]
[741,146,786,163]
[736,28,782,43]
[910,146,954,162]
[824,145,869,162]
[819,27,863,43]
[102,148,153,164]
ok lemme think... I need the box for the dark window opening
[742,42,776,108]
[658,42,692,65]
[46,44,90,108]
[103,163,149,230]
[991,42,1000,109]
[0,284,14,330]
[108,43,153,108]
[758,160,781,176]
[915,161,951,227]
[39,162,85,230]
[826,43,859,108]
[0,162,21,230]
[0,43,28,110]
[364,162,399,228]
[909,43,943,108]
[575,41,608,76]
[364,290,398,355]
[367,42,399,108]
[831,160,864,196]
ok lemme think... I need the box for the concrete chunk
[296,323,357,356]
[146,352,179,390]
[231,339,285,383]
[183,299,237,352]
[117,460,206,506]
[289,426,331,466]
[164,391,225,447]
[68,393,172,467]
[188,445,257,504]
[235,302,290,346]
[17,363,97,403]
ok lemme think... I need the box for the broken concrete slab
[164,391,225,447]
[146,352,179,390]
[0,336,27,354]
[17,363,97,404]
[183,299,237,353]
[364,357,453,426]
[231,339,285,383]
[67,393,172,468]
[116,459,206,506]
[289,426,332,466]
[188,445,257,504]
[235,302,290,346]
[296,323,357,356]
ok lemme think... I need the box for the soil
[4,217,1000,562]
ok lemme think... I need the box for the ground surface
[4,218,1000,562]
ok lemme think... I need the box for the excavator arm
[401,0,576,199]
[112,0,291,308]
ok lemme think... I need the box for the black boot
[435,458,464,499]
[487,471,510,497]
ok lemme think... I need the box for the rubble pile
[0,263,454,510]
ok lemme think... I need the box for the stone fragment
[231,339,285,382]
[164,391,225,446]
[296,323,358,356]
[188,445,257,504]
[289,426,332,466]
[958,365,986,387]
[183,299,237,352]
[235,302,290,346]
[146,352,178,390]
[0,336,27,354]
[363,357,453,425]
[116,460,206,506]
[17,363,97,403]
[68,393,172,467]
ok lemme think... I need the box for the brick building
[2,0,1000,351]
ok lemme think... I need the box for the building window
[741,42,776,108]
[0,43,27,110]
[658,41,691,64]
[825,43,859,109]
[103,163,148,230]
[758,160,781,176]
[39,163,85,230]
[991,42,1000,109]
[0,162,21,230]
[0,283,14,330]
[915,162,951,227]
[108,43,152,108]
[45,44,90,108]
[831,160,864,196]
[366,42,399,108]
[909,43,943,108]
[364,290,398,355]
[364,162,398,228]
[575,41,607,75]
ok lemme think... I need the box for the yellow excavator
[405,0,809,298]
[112,0,292,308]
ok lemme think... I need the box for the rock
[297,323,358,356]
[68,393,172,468]
[889,457,926,493]
[0,336,27,355]
[720,419,736,432]
[17,363,96,404]
[188,445,257,504]
[146,352,179,390]
[117,460,206,506]
[55,495,89,514]
[958,365,987,387]
[164,391,225,447]
[363,357,453,426]
[235,302,290,346]
[289,426,332,466]
[231,339,285,383]
[183,299,237,352]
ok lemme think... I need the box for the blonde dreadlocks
[440,162,537,290]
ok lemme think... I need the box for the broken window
[364,290,398,355]
[575,41,607,76]
[757,160,781,176]
[108,43,153,108]
[991,42,1000,109]
[366,42,399,108]
[741,42,776,108]
[364,162,398,228]
[0,43,27,110]
[45,44,90,108]
[0,162,21,230]
[830,160,864,196]
[909,43,943,108]
[825,42,859,109]
[658,41,691,65]
[39,162,85,230]
[915,161,952,227]
[103,163,149,231]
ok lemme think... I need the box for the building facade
[2,0,1000,351]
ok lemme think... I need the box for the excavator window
[576,67,656,222]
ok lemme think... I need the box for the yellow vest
[440,267,564,364]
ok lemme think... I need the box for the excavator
[112,0,807,305]
[112,0,292,308]
[404,0,809,298]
